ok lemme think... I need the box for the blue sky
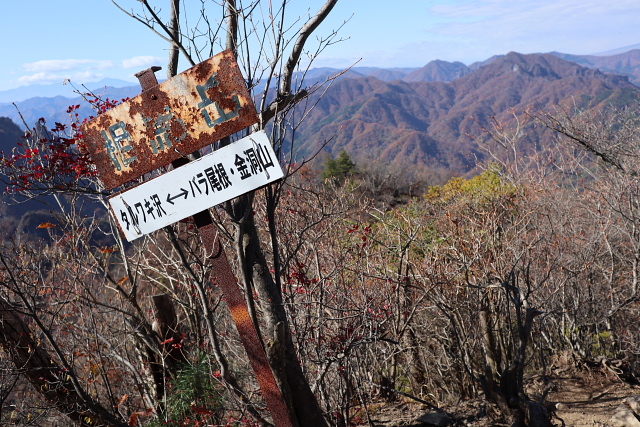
[2,0,640,92]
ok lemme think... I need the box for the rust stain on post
[199,224,297,427]
[134,66,162,91]
[81,50,258,190]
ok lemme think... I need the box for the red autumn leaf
[128,413,138,427]
[127,408,153,427]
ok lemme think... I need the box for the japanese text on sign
[108,131,284,241]
[81,50,259,190]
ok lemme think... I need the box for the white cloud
[18,71,104,86]
[122,56,165,69]
[24,59,114,73]
[74,71,106,81]
[17,72,53,85]
[16,57,150,88]
[426,0,640,59]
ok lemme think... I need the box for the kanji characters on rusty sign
[81,49,259,190]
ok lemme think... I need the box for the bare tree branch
[111,0,196,67]
[281,0,338,97]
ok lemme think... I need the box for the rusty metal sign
[81,49,259,190]
[109,131,284,241]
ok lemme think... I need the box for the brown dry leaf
[37,222,57,229]
[118,394,129,407]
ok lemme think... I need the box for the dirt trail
[548,373,639,427]
[354,370,640,426]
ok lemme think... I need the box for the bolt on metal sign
[81,49,259,190]
[109,131,283,241]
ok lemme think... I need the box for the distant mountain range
[549,49,640,85]
[0,78,136,104]
[0,85,141,130]
[295,48,640,86]
[0,117,53,222]
[1,47,640,185]
[592,43,640,56]
[291,52,638,177]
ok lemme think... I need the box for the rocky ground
[352,365,640,427]
[547,371,640,427]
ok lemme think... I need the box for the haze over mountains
[1,47,640,183]
[0,78,136,104]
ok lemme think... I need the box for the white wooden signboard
[109,131,283,241]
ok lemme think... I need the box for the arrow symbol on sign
[167,188,189,205]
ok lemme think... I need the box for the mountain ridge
[4,44,640,106]
[1,49,639,184]
[550,49,640,85]
[290,51,639,176]
[0,78,136,104]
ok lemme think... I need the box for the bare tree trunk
[402,327,426,389]
[0,296,128,427]
[401,278,426,390]
[237,207,328,427]
[167,0,180,78]
[479,279,552,427]
[152,294,187,370]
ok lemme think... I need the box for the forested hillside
[293,52,639,178]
